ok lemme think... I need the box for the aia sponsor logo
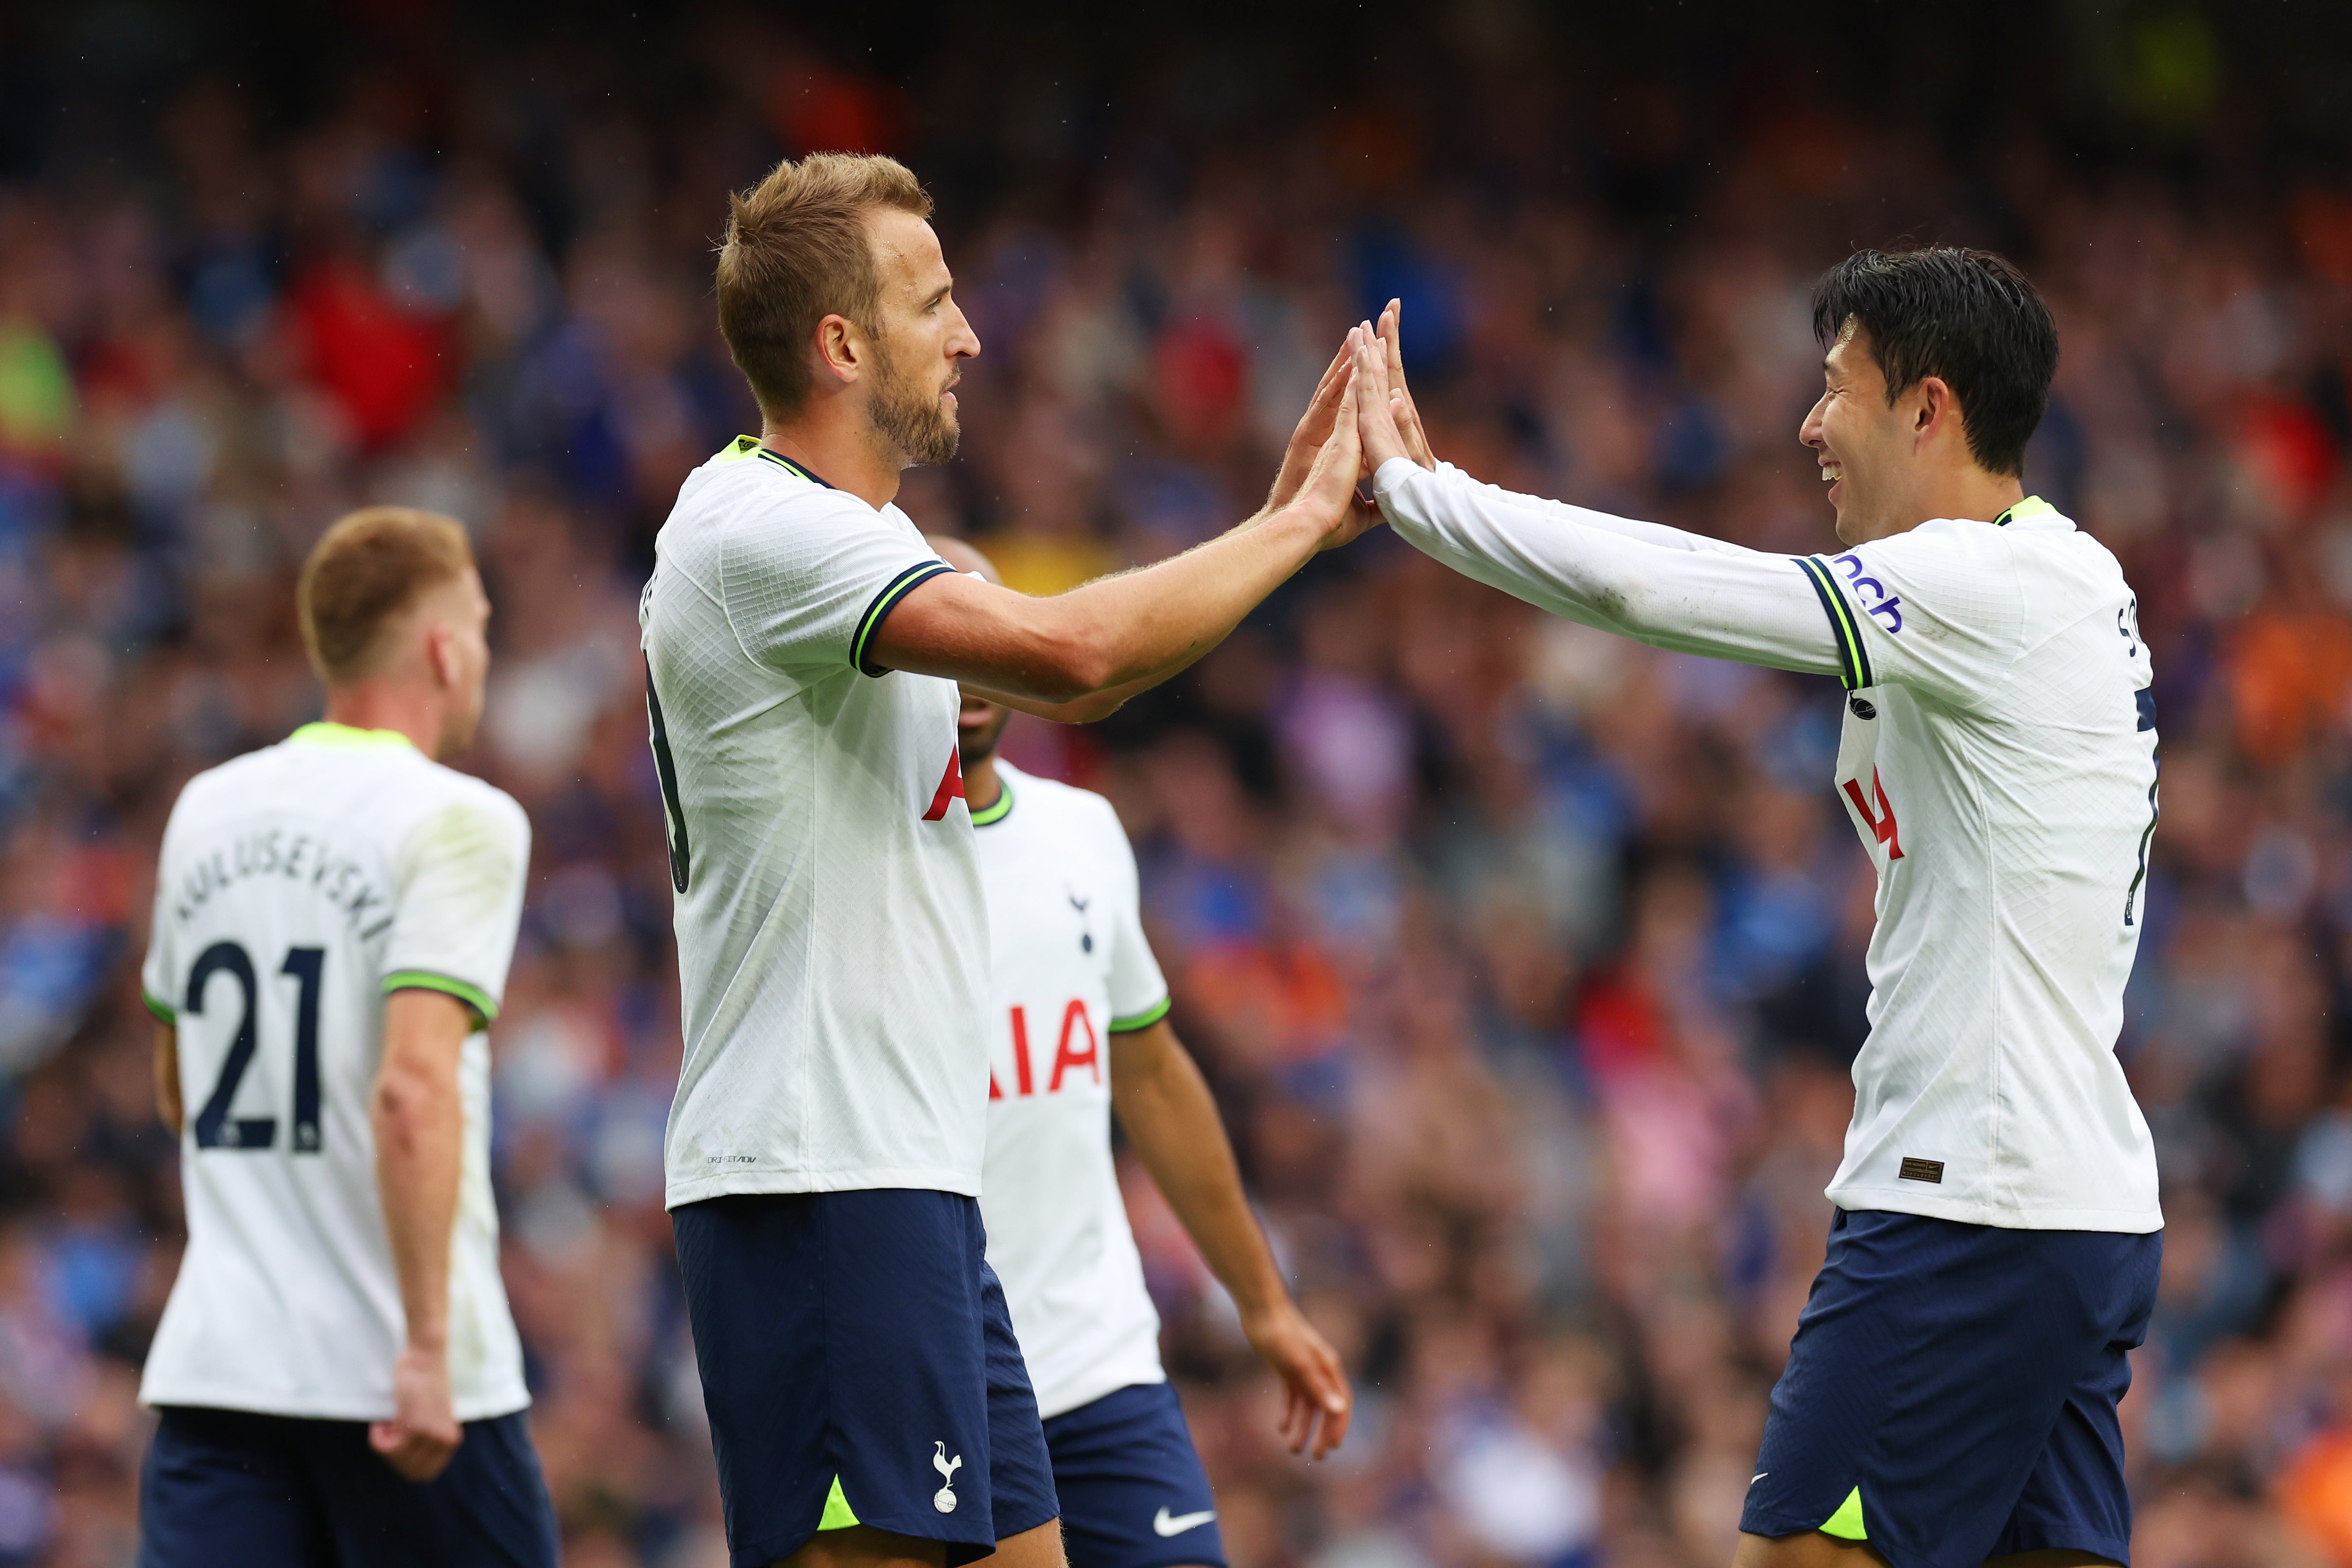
[990,1001,1100,1100]
[922,748,966,821]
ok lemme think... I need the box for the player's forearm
[1110,1024,1291,1318]
[1373,458,1842,676]
[372,995,468,1351]
[877,506,1328,705]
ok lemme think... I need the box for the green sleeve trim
[1108,995,1172,1033]
[1821,1486,1866,1541]
[383,972,498,1028]
[142,991,177,1026]
[818,1475,860,1530]
[851,561,956,677]
[1794,556,1873,691]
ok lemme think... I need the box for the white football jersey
[1375,460,2162,1233]
[973,762,1173,1419]
[641,437,988,1207]
[138,723,531,1421]
[1800,499,2160,1231]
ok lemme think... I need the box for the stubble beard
[870,338,961,469]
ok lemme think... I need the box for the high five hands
[1351,300,1437,476]
[1263,299,1437,550]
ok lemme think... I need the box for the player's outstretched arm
[369,988,470,1482]
[1350,332,1843,676]
[1371,305,1767,558]
[868,368,1378,721]
[1109,1019,1354,1461]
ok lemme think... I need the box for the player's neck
[1863,466,2027,543]
[760,405,901,511]
[321,685,443,761]
[964,754,1003,814]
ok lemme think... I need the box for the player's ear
[813,313,865,387]
[424,619,460,692]
[1913,376,1953,440]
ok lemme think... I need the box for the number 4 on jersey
[1842,769,1905,860]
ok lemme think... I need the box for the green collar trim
[288,722,417,752]
[968,776,1014,827]
[713,435,832,488]
[1992,495,2058,527]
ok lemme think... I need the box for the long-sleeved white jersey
[1376,458,2160,1233]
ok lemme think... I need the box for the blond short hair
[296,507,474,686]
[714,153,934,416]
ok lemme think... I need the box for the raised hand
[1376,298,1437,471]
[1351,325,1412,474]
[1264,343,1355,512]
[1291,356,1383,551]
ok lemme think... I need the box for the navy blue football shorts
[1741,1206,2162,1568]
[672,1189,1060,1567]
[137,1405,558,1568]
[1043,1382,1226,1568]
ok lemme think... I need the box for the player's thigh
[305,1409,559,1568]
[988,1518,1070,1568]
[1732,1531,1888,1567]
[779,1523,950,1568]
[138,1406,333,1568]
[1041,1383,1225,1568]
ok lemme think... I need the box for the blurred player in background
[640,153,1372,1568]
[136,509,556,1566]
[929,534,1352,1568]
[1352,253,2159,1568]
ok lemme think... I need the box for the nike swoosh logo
[1750,1473,1768,1486]
[1153,1507,1217,1537]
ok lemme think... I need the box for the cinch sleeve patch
[1794,556,1873,691]
[852,560,956,678]
[383,971,498,1029]
[1108,996,1172,1033]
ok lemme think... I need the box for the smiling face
[1801,320,1926,547]
[863,207,980,469]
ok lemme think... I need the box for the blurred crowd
[3,7,2352,1566]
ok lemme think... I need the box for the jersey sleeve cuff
[851,561,956,677]
[1107,996,1172,1033]
[382,971,498,1029]
[142,991,176,1026]
[1793,556,1874,690]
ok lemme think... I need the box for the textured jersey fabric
[139,724,531,1421]
[973,762,1174,1419]
[1375,460,2161,1233]
[641,438,988,1206]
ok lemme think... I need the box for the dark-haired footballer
[1350,253,2160,1568]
